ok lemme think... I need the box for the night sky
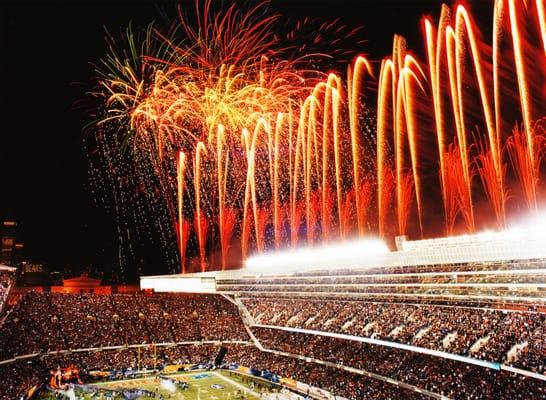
[0,0,487,277]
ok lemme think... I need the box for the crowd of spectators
[0,360,45,400]
[0,344,427,400]
[0,268,15,316]
[243,298,545,373]
[252,327,545,400]
[0,292,248,360]
[225,345,428,400]
[0,291,543,399]
[3,334,543,400]
[0,292,66,358]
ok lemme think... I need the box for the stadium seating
[0,287,543,400]
[242,297,545,372]
[0,344,430,400]
[0,292,248,360]
[252,327,545,399]
[0,267,16,316]
[216,260,545,307]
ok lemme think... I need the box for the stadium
[0,224,545,399]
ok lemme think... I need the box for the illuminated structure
[141,225,546,307]
[141,225,545,385]
[1,220,17,266]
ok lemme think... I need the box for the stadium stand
[242,298,545,371]
[0,343,431,400]
[0,265,16,317]
[1,231,545,399]
[252,327,545,399]
[214,260,546,307]
[0,293,248,360]
[0,289,544,399]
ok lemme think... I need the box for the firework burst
[90,0,545,276]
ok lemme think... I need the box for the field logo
[210,384,225,389]
[193,373,211,379]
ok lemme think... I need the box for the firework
[92,0,545,274]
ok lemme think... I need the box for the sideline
[90,370,211,387]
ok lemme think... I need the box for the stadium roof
[0,264,16,272]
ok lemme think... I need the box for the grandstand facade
[142,230,546,308]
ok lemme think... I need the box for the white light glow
[244,238,389,273]
[160,378,177,393]
[140,277,216,293]
[511,210,546,236]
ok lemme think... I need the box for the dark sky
[0,0,476,274]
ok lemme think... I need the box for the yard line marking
[212,371,261,398]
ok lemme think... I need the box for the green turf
[40,370,279,400]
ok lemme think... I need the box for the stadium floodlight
[244,238,389,274]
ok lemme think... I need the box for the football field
[86,370,267,399]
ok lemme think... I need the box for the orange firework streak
[292,97,311,246]
[273,113,284,248]
[538,0,546,53]
[357,178,373,233]
[507,0,535,158]
[453,6,499,171]
[250,119,271,252]
[177,151,187,273]
[318,74,344,238]
[216,125,232,269]
[241,128,252,259]
[348,56,374,236]
[398,172,416,237]
[378,41,426,237]
[193,142,208,272]
[399,56,426,237]
[445,26,475,232]
[309,192,321,242]
[305,95,318,246]
[475,137,508,228]
[241,118,274,256]
[256,208,270,252]
[377,57,397,239]
[193,212,208,273]
[341,191,354,238]
[442,145,463,235]
[425,5,450,232]
[332,88,346,238]
[220,208,237,269]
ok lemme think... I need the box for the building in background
[1,220,17,266]
[12,242,24,265]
